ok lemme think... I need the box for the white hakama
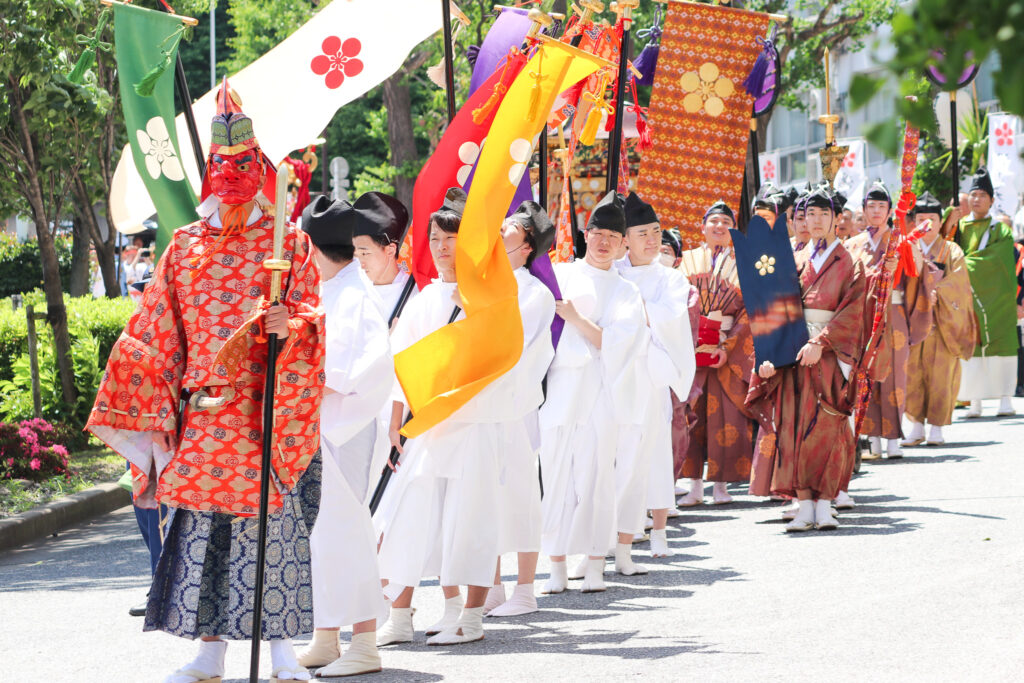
[496,268,555,555]
[539,260,646,557]
[613,259,696,530]
[311,263,393,628]
[373,279,511,596]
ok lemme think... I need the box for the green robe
[955,217,1017,357]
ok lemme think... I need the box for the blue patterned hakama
[144,453,321,640]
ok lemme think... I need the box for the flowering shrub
[0,419,73,481]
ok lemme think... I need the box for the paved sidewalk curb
[0,482,130,553]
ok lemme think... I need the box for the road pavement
[2,400,1023,681]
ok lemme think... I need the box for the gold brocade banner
[639,2,771,247]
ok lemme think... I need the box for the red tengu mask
[208,151,263,206]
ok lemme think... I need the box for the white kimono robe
[312,262,392,628]
[372,268,417,323]
[614,258,696,533]
[373,279,513,595]
[496,267,556,555]
[539,260,647,557]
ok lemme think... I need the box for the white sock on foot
[614,542,648,575]
[904,419,924,441]
[269,639,310,681]
[568,555,589,580]
[426,595,463,635]
[296,628,340,668]
[542,560,568,594]
[650,528,672,557]
[164,640,227,683]
[376,607,414,646]
[427,607,485,645]
[580,558,606,592]
[712,481,733,504]
[317,632,381,677]
[927,424,944,443]
[483,583,506,614]
[487,583,538,617]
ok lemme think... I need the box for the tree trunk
[72,172,120,297]
[69,213,91,297]
[383,72,419,210]
[9,90,77,405]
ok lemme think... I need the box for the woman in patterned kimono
[676,202,755,506]
[88,82,324,683]
[746,187,866,531]
[903,192,977,446]
[844,180,932,459]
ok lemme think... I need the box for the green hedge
[0,233,74,299]
[0,292,134,430]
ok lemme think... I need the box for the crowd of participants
[95,92,1022,682]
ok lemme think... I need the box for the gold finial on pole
[526,8,553,40]
[817,47,848,187]
[577,0,605,25]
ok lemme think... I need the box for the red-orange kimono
[88,212,324,515]
[747,241,866,499]
[677,246,755,483]
[845,231,933,439]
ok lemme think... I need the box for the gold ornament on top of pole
[265,163,292,303]
[817,48,848,188]
[526,8,554,41]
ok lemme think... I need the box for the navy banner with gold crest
[730,215,808,367]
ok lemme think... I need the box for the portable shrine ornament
[817,48,848,188]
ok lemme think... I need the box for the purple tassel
[633,42,659,87]
[466,44,480,69]
[743,34,777,98]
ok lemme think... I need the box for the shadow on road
[0,508,151,593]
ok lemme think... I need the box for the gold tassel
[579,105,604,146]
[472,83,507,125]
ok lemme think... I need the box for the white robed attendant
[613,195,696,570]
[485,202,556,619]
[373,189,511,647]
[539,191,647,595]
[297,194,401,678]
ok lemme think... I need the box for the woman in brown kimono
[747,187,866,531]
[902,192,977,446]
[676,202,755,506]
[844,181,932,459]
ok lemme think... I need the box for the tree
[0,0,112,404]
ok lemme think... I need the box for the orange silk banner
[395,40,605,438]
[639,1,770,247]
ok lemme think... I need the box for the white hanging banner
[758,151,781,186]
[987,113,1023,217]
[833,138,866,206]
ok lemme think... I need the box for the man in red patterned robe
[87,80,324,683]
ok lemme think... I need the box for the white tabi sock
[649,528,672,558]
[677,479,704,505]
[711,481,733,504]
[785,500,815,532]
[426,595,464,635]
[483,583,507,614]
[376,607,414,646]
[296,628,341,668]
[886,439,903,457]
[905,419,924,441]
[967,399,983,417]
[269,639,310,681]
[427,606,485,645]
[580,558,607,593]
[487,583,539,617]
[317,632,382,678]
[568,555,589,580]
[614,542,648,576]
[868,437,882,455]
[164,640,227,683]
[998,396,1015,414]
[927,425,944,443]
[542,560,568,594]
